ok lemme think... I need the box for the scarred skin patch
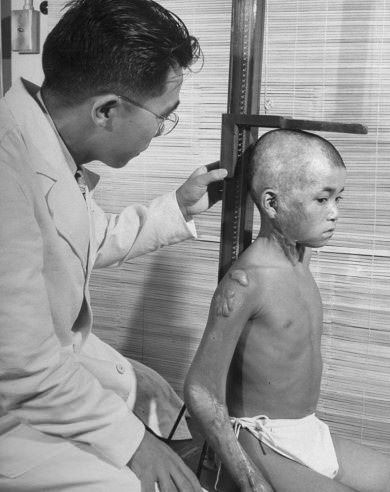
[214,269,249,317]
[230,269,249,287]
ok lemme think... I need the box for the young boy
[185,130,390,492]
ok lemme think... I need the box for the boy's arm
[184,269,272,492]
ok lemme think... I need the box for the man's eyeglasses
[117,94,179,137]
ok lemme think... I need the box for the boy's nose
[328,203,339,221]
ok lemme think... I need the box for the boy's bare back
[226,238,323,420]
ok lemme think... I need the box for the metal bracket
[221,113,367,177]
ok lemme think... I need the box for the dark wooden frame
[1,0,12,96]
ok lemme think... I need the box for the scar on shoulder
[230,269,249,287]
[214,269,249,318]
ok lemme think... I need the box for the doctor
[0,0,226,490]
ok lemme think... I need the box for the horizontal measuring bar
[223,113,368,134]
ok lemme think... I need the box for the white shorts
[231,413,339,479]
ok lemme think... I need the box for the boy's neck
[258,224,305,265]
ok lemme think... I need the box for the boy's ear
[262,189,278,218]
[91,95,120,128]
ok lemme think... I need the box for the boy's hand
[176,162,227,220]
[128,430,202,492]
[239,468,274,492]
[243,485,273,492]
[255,480,274,492]
[241,477,274,492]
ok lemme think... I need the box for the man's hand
[176,162,228,220]
[128,430,202,492]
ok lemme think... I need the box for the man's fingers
[195,168,228,186]
[156,473,176,492]
[191,161,220,178]
[130,431,203,492]
[164,447,202,492]
[140,476,155,492]
[189,164,227,184]
[189,165,208,179]
[170,466,202,492]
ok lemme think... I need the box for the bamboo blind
[49,1,390,455]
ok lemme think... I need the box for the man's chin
[104,155,137,168]
[121,152,141,165]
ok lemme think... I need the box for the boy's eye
[335,196,344,205]
[317,197,328,204]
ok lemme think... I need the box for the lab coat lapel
[42,171,90,270]
[5,78,90,270]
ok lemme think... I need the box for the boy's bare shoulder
[213,240,301,318]
[213,267,251,318]
[213,259,272,319]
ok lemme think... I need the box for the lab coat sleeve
[0,163,144,468]
[91,190,197,268]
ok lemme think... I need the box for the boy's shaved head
[248,129,345,210]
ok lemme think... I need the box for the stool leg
[196,440,209,478]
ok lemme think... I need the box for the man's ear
[91,95,120,128]
[262,189,278,218]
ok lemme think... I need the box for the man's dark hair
[42,0,201,105]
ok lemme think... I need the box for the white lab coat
[0,78,196,490]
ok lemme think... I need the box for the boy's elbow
[185,384,230,446]
[184,373,214,418]
[184,375,225,428]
